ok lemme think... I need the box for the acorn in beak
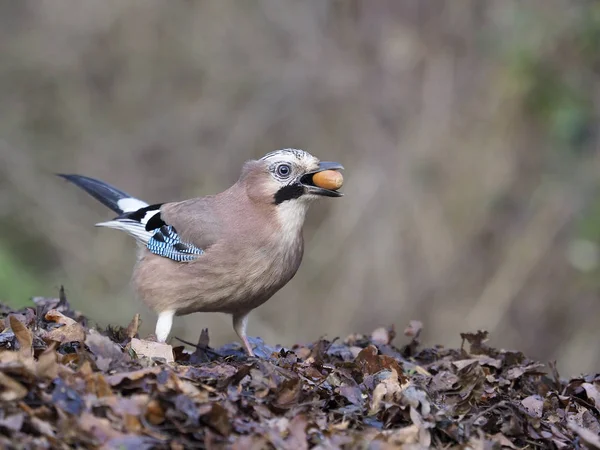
[300,161,344,197]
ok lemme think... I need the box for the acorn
[312,170,344,191]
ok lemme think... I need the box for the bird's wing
[140,198,223,262]
[145,224,205,261]
[59,174,221,262]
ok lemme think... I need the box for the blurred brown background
[1,0,599,375]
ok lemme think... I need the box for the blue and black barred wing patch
[147,225,204,262]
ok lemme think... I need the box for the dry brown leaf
[123,414,142,433]
[404,320,423,338]
[105,367,163,386]
[369,369,402,415]
[284,415,308,450]
[44,309,77,326]
[0,413,24,432]
[145,399,165,425]
[78,412,124,443]
[0,372,28,401]
[521,395,544,418]
[85,329,126,372]
[231,436,270,450]
[569,422,600,449]
[29,416,55,438]
[400,384,431,418]
[170,375,207,399]
[129,338,174,363]
[371,327,390,345]
[125,313,141,339]
[45,322,85,343]
[85,373,114,398]
[489,433,518,449]
[204,403,232,436]
[582,383,600,413]
[506,363,546,380]
[94,394,147,417]
[452,359,480,371]
[355,345,404,378]
[339,384,364,406]
[460,330,490,355]
[386,424,421,445]
[9,315,33,360]
[36,342,59,379]
[274,377,302,408]
[0,349,20,364]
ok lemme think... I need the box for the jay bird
[59,149,343,356]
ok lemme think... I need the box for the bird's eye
[277,164,292,178]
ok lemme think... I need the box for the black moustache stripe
[273,183,305,204]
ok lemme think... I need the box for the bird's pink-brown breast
[132,184,305,316]
[132,231,303,316]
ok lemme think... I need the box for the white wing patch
[138,209,161,225]
[117,197,149,213]
[95,220,153,244]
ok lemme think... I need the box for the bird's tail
[58,174,158,244]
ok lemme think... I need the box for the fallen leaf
[355,345,404,377]
[203,403,232,436]
[125,314,141,339]
[371,327,390,346]
[489,433,518,449]
[52,379,84,415]
[78,412,123,443]
[9,315,33,360]
[0,413,24,432]
[85,329,126,372]
[29,417,55,438]
[105,367,163,386]
[123,414,142,433]
[460,330,490,355]
[274,376,302,408]
[231,436,269,450]
[369,369,402,415]
[0,372,28,401]
[401,321,423,357]
[36,342,59,379]
[506,363,546,380]
[583,383,600,413]
[285,415,308,450]
[145,399,165,425]
[100,436,156,450]
[129,338,174,363]
[339,384,364,407]
[188,328,211,364]
[44,309,77,326]
[521,395,544,418]
[569,422,600,449]
[85,372,113,398]
[452,359,480,371]
[45,322,86,343]
[404,321,422,338]
[386,424,420,445]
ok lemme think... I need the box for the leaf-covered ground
[0,291,599,449]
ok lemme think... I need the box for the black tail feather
[57,174,135,214]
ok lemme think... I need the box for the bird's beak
[300,161,345,197]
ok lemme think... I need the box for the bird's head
[240,149,344,207]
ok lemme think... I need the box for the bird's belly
[132,247,301,316]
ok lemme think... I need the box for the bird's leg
[155,310,175,343]
[232,312,254,357]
